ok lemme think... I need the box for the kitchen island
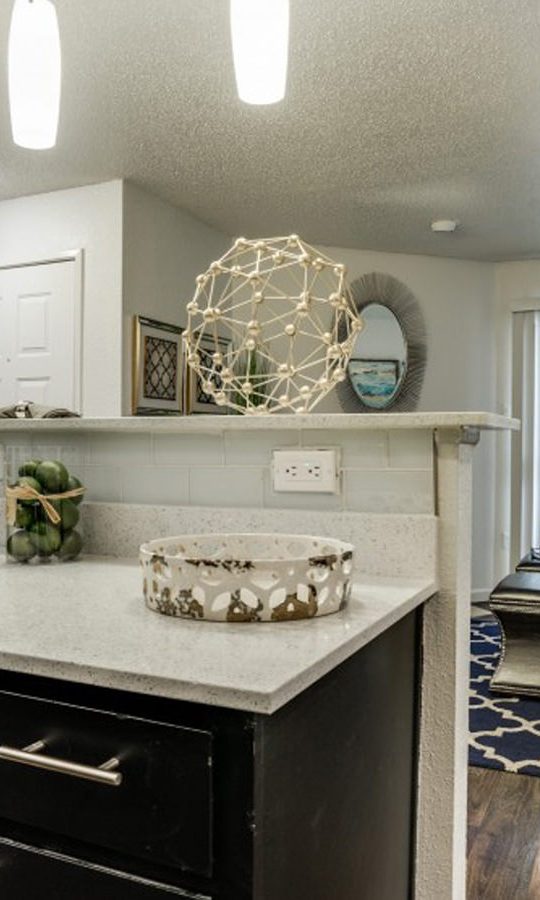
[0,558,434,899]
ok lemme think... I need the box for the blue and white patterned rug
[470,618,540,776]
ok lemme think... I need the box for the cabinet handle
[0,740,123,787]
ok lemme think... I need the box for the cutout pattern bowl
[140,533,354,623]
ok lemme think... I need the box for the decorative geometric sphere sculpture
[184,235,363,415]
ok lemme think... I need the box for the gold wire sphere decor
[184,235,364,415]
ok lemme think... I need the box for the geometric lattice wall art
[184,235,363,415]
[132,315,184,415]
[144,337,178,401]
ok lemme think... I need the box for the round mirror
[348,303,407,409]
[336,272,426,413]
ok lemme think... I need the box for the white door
[0,260,80,411]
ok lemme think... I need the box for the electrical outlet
[272,449,340,494]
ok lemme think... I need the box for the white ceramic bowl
[140,533,354,623]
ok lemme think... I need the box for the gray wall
[121,181,230,414]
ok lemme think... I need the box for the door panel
[17,294,49,353]
[14,377,51,405]
[0,260,79,410]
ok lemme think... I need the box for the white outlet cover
[272,448,340,494]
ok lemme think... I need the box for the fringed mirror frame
[337,272,427,412]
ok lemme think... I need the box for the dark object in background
[0,402,79,419]
[516,549,540,571]
[489,571,540,697]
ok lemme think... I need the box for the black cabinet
[0,693,213,877]
[0,611,420,900]
[0,838,208,899]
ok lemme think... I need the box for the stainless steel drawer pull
[0,739,123,787]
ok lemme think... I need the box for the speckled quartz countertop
[0,411,519,433]
[0,557,436,714]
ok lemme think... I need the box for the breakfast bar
[0,412,518,899]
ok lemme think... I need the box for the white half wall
[122,181,230,414]
[0,181,124,417]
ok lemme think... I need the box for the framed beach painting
[185,333,232,415]
[347,359,400,410]
[132,315,184,415]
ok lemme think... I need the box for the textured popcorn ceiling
[1,0,540,260]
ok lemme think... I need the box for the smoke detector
[431,219,459,233]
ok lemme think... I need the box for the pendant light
[8,0,62,149]
[230,0,289,105]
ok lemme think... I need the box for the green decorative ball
[66,475,84,505]
[17,476,42,505]
[18,459,42,478]
[35,460,69,494]
[29,522,62,556]
[7,530,36,562]
[58,530,83,561]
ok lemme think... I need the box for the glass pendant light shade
[230,0,289,105]
[8,0,62,149]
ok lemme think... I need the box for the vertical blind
[512,310,540,560]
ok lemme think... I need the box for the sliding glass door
[511,310,540,562]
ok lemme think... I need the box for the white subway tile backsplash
[2,439,85,481]
[122,466,189,505]
[0,435,34,452]
[86,434,151,466]
[263,477,343,511]
[388,431,433,469]
[343,469,433,514]
[1,426,437,517]
[189,466,264,508]
[30,431,87,455]
[80,465,123,503]
[31,444,85,474]
[153,433,224,466]
[300,429,388,468]
[224,430,300,466]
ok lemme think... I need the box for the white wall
[318,247,496,412]
[122,182,230,414]
[318,246,497,601]
[0,181,124,416]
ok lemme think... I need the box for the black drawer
[0,691,213,878]
[0,837,210,899]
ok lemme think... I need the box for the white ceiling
[1,0,540,261]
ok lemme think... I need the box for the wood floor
[468,767,540,899]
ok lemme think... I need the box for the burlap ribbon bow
[5,484,85,526]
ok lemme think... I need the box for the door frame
[0,250,84,413]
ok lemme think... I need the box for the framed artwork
[347,359,400,410]
[132,315,184,415]
[186,333,232,415]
